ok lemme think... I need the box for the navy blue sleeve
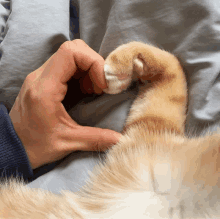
[0,104,33,182]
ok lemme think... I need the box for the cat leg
[103,41,187,135]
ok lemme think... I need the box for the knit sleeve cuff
[0,104,33,182]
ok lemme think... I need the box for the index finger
[41,39,107,89]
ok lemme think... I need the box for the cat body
[0,42,220,218]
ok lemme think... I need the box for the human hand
[9,39,122,169]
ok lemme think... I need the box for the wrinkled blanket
[0,0,220,193]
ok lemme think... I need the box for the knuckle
[59,39,86,53]
[24,84,41,104]
[26,87,40,103]
[59,41,73,53]
[72,39,85,45]
[25,73,33,83]
[24,75,39,101]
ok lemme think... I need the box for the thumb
[74,127,122,151]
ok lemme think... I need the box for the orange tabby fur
[0,41,220,218]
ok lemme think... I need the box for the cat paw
[103,64,132,94]
[103,44,144,95]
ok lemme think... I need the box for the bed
[0,0,220,194]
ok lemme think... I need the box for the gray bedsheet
[0,0,220,193]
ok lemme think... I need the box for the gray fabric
[1,0,220,193]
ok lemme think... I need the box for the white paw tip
[104,64,116,80]
[103,64,131,95]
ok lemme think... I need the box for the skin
[9,39,122,169]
